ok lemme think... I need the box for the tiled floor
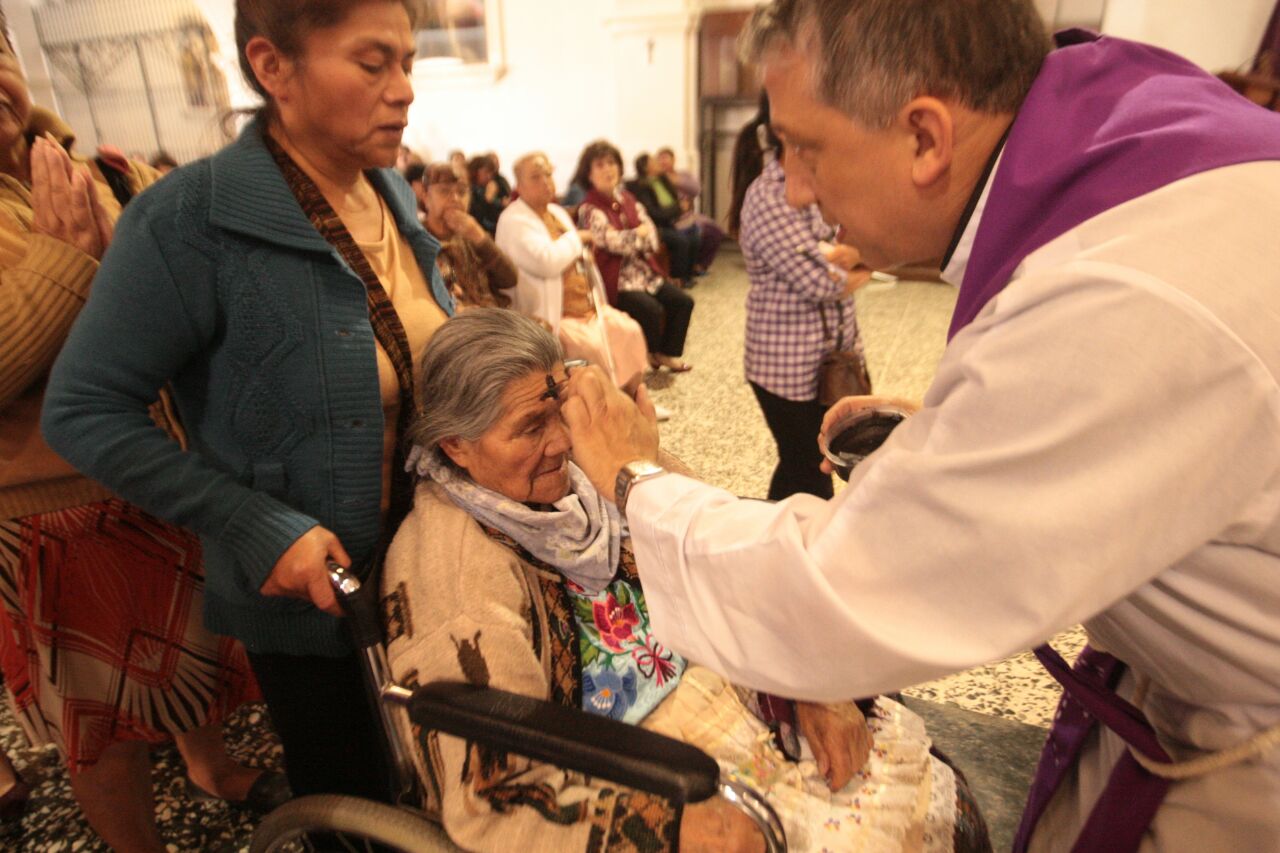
[1,249,1078,850]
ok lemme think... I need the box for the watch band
[615,459,668,514]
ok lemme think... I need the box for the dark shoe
[188,769,292,813]
[0,773,30,826]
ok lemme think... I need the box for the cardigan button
[336,328,352,338]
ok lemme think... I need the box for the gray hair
[409,309,563,454]
[512,151,549,184]
[743,0,1052,129]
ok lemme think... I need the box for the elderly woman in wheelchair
[381,309,990,853]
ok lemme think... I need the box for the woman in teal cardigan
[43,0,450,801]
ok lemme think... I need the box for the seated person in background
[383,310,992,853]
[495,152,650,395]
[468,153,508,236]
[486,150,513,202]
[411,162,517,309]
[656,146,724,276]
[575,140,695,373]
[626,152,700,286]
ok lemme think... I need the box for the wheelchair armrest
[408,681,720,805]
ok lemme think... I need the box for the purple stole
[943,30,1280,852]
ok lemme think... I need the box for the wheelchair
[249,564,787,852]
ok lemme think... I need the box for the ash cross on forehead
[541,359,588,401]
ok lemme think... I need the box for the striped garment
[0,500,259,771]
[739,158,864,401]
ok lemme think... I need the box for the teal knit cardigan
[43,120,453,657]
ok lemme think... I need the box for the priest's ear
[897,97,954,188]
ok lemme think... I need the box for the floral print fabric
[567,575,686,724]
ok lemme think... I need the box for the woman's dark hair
[466,154,496,184]
[235,0,424,113]
[633,152,650,180]
[726,92,782,238]
[571,140,624,196]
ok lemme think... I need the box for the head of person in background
[572,139,624,199]
[633,152,659,182]
[404,160,427,218]
[655,147,677,177]
[448,148,467,179]
[398,145,425,179]
[512,151,557,211]
[149,150,179,174]
[467,154,495,188]
[418,162,478,241]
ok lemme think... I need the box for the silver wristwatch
[615,459,668,515]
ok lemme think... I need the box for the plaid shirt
[740,159,862,400]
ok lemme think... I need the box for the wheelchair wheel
[250,794,454,853]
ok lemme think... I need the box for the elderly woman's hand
[259,525,351,617]
[680,796,765,852]
[796,701,871,791]
[30,135,113,260]
[561,365,660,503]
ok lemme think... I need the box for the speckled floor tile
[0,699,276,851]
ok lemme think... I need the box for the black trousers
[750,381,833,501]
[616,283,694,358]
[658,225,701,280]
[249,650,391,801]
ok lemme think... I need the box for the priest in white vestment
[560,2,1280,850]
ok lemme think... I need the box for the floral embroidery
[632,634,678,686]
[569,577,686,725]
[593,592,640,652]
[583,669,638,721]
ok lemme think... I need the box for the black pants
[616,283,694,358]
[750,381,833,501]
[658,225,701,281]
[249,650,391,802]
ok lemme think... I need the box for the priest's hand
[561,365,659,503]
[796,701,871,791]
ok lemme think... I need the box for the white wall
[1101,0,1273,72]
[192,0,703,189]
[406,0,695,191]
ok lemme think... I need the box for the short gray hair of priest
[742,0,1052,130]
[409,308,563,455]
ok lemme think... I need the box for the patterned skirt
[0,499,260,774]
